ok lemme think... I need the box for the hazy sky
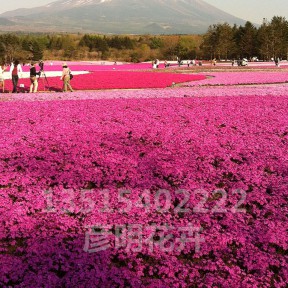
[0,0,287,24]
[204,0,287,24]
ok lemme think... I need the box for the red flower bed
[3,71,205,92]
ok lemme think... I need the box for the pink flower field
[4,71,205,92]
[3,62,288,92]
[186,71,288,86]
[0,63,287,287]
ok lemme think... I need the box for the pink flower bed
[21,62,153,72]
[68,71,205,90]
[3,84,288,102]
[186,72,288,86]
[0,95,287,287]
[3,71,205,92]
[3,62,288,93]
[17,61,177,73]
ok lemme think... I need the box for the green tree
[0,34,21,63]
[149,37,163,49]
[31,41,44,61]
[214,23,235,60]
[235,21,258,59]
[200,25,218,59]
[269,16,288,59]
[48,35,64,50]
[257,19,273,60]
[79,35,109,53]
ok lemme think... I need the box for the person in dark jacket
[29,62,40,93]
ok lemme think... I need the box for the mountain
[0,0,246,34]
[0,17,15,26]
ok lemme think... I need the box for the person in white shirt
[61,63,73,92]
[9,60,23,93]
[0,63,7,93]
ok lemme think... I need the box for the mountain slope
[0,0,246,34]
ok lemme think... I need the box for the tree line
[0,16,287,63]
[201,16,288,61]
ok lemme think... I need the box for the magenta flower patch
[0,93,287,287]
[4,70,205,92]
[187,71,288,86]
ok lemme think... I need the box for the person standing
[275,57,280,67]
[29,62,39,93]
[10,60,23,93]
[0,63,7,93]
[155,59,160,68]
[61,63,73,92]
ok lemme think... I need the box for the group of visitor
[0,60,73,93]
[153,58,201,68]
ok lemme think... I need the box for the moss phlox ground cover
[0,62,287,287]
